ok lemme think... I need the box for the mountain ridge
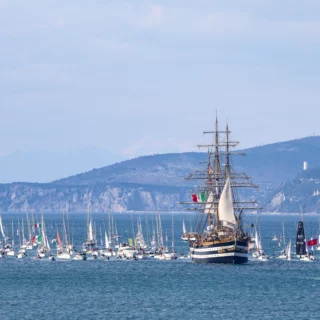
[1,136,320,212]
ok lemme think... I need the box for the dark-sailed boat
[181,117,260,264]
[296,221,306,257]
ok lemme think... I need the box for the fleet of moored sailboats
[0,208,319,263]
[0,209,182,261]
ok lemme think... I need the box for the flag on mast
[307,238,318,246]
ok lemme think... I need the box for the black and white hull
[190,240,248,264]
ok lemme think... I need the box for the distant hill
[266,167,320,213]
[1,136,320,212]
[54,136,320,189]
[53,153,204,187]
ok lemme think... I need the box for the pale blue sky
[1,0,320,165]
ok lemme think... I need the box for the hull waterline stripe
[191,252,248,259]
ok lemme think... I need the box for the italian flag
[192,192,207,202]
[35,223,41,228]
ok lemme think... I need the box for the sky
[0,0,320,181]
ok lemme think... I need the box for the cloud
[2,63,71,87]
[138,5,320,42]
[142,5,165,28]
[56,16,65,29]
[88,37,133,55]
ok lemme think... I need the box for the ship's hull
[190,239,248,264]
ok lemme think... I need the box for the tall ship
[181,117,260,264]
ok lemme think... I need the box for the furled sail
[296,221,306,256]
[0,215,5,238]
[218,178,236,228]
[254,229,260,251]
[88,220,93,241]
[286,239,291,260]
[105,232,109,249]
[204,192,214,215]
[182,220,186,234]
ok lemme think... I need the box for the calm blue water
[0,213,320,320]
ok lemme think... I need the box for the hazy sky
[1,0,320,160]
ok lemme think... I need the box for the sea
[0,213,319,320]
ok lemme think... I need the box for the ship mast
[180,115,261,237]
[225,121,230,178]
[213,115,220,231]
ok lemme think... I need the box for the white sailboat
[16,218,27,259]
[285,239,292,261]
[279,221,287,259]
[37,214,54,259]
[6,221,15,256]
[84,208,96,255]
[57,213,72,260]
[181,218,189,241]
[252,225,268,261]
[0,215,5,257]
[100,232,113,258]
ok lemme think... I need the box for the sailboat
[0,215,6,257]
[84,207,96,255]
[296,221,313,262]
[23,212,33,250]
[278,220,288,259]
[99,222,114,259]
[252,224,268,261]
[182,117,258,264]
[36,214,54,260]
[285,239,292,261]
[56,213,72,260]
[6,220,15,256]
[181,218,188,241]
[16,218,27,259]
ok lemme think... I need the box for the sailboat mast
[11,220,14,248]
[282,220,286,249]
[130,212,135,247]
[225,122,230,178]
[214,115,220,231]
[18,218,21,248]
[171,211,174,252]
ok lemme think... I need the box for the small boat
[179,253,191,260]
[181,219,189,241]
[57,250,71,260]
[37,250,46,258]
[74,252,87,261]
[257,255,268,262]
[117,243,137,259]
[17,250,27,259]
[100,249,113,258]
[278,221,288,259]
[272,235,278,241]
[252,225,269,261]
[48,254,55,261]
[99,232,114,258]
[6,250,15,257]
[136,252,147,259]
